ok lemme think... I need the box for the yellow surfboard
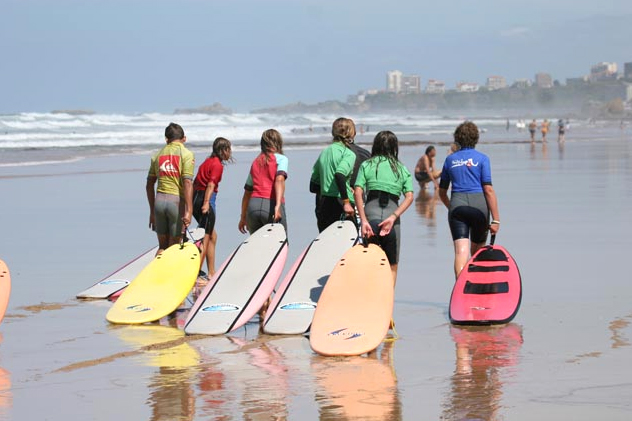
[106,242,200,324]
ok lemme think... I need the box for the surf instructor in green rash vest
[310,118,358,232]
[146,122,195,255]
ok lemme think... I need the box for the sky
[2,0,632,113]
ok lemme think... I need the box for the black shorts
[415,171,431,182]
[316,196,355,233]
[448,192,489,244]
[365,195,400,265]
[193,190,216,234]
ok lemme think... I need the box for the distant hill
[51,109,95,115]
[174,103,232,115]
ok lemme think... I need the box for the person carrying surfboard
[353,130,414,285]
[238,129,288,234]
[146,122,195,254]
[310,118,359,232]
[193,137,232,277]
[438,121,500,278]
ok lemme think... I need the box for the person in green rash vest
[310,117,358,232]
[146,122,195,255]
[354,130,414,286]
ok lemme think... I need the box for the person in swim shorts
[238,129,288,235]
[193,137,232,276]
[541,119,550,142]
[414,145,442,190]
[438,121,500,278]
[354,131,414,285]
[528,119,537,142]
[310,118,358,232]
[146,122,195,254]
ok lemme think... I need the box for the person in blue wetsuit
[438,121,500,278]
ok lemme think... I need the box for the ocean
[0,111,603,167]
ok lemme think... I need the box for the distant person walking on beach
[238,129,288,234]
[528,119,537,142]
[414,146,442,190]
[310,118,359,232]
[438,122,500,278]
[557,119,566,142]
[541,119,550,142]
[193,137,232,277]
[146,122,195,254]
[354,131,414,285]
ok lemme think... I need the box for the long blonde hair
[331,117,356,147]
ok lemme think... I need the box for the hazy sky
[2,0,632,113]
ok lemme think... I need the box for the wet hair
[454,121,479,149]
[425,145,435,155]
[260,129,283,155]
[165,122,185,142]
[331,117,356,146]
[211,137,233,163]
[370,130,401,179]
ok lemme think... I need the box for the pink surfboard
[449,236,522,325]
[0,260,11,324]
[184,224,288,335]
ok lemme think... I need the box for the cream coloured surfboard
[106,242,200,324]
[263,220,358,334]
[310,244,394,356]
[185,224,288,335]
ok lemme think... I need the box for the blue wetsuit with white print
[439,148,492,243]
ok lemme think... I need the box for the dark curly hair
[454,121,479,148]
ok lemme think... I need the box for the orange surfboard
[310,244,394,356]
[0,260,10,324]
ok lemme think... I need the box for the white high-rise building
[386,70,403,93]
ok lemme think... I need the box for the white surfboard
[263,220,358,335]
[77,227,205,299]
[184,224,288,335]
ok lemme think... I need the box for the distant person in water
[557,119,565,142]
[193,137,232,277]
[310,118,359,232]
[238,129,288,234]
[438,121,500,278]
[528,119,537,142]
[414,146,442,190]
[354,130,414,285]
[146,123,195,254]
[541,119,550,142]
[506,119,510,131]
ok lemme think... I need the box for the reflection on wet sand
[192,334,308,420]
[442,324,523,421]
[415,189,439,228]
[312,341,401,421]
[0,334,11,419]
[113,325,200,421]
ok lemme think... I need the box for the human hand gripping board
[309,243,394,356]
[184,223,288,335]
[449,234,522,325]
[105,241,200,324]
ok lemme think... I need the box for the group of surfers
[145,118,500,289]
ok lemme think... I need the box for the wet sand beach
[0,127,631,420]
